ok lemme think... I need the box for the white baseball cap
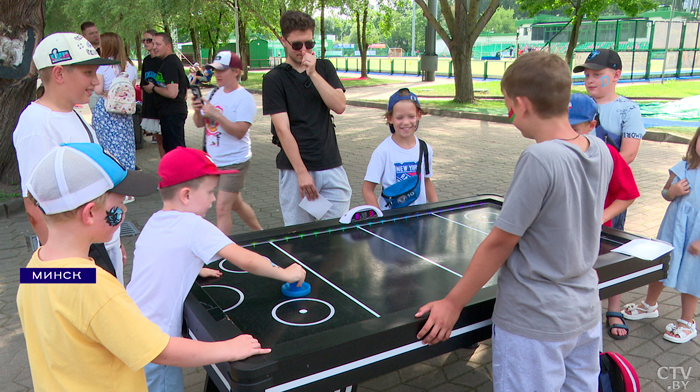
[27,143,158,215]
[33,32,119,70]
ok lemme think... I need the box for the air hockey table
[184,195,670,392]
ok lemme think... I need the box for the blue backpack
[381,140,429,209]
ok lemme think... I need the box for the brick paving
[1,79,698,391]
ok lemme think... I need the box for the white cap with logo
[33,32,119,70]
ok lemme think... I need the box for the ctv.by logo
[658,366,693,390]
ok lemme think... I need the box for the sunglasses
[290,40,315,51]
[142,38,153,43]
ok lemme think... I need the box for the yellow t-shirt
[16,251,170,392]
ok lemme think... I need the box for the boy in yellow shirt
[16,143,270,391]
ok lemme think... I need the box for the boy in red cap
[127,147,306,392]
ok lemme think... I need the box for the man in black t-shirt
[262,11,351,226]
[140,29,164,156]
[143,32,188,153]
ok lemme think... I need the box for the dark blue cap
[387,88,420,112]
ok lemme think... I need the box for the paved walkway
[1,80,698,391]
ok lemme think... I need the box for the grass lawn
[413,80,700,99]
[239,71,402,90]
[647,126,698,138]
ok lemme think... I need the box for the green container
[250,39,269,69]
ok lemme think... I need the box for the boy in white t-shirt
[12,32,127,282]
[127,147,306,392]
[363,88,437,210]
[192,51,262,234]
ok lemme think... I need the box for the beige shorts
[217,160,251,193]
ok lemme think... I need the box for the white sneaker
[124,196,135,204]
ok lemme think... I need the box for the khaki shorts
[217,160,251,193]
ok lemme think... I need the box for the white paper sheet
[298,194,332,220]
[611,238,674,261]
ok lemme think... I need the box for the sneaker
[124,196,135,204]
[151,136,157,144]
[622,301,659,320]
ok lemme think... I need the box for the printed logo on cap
[587,50,600,61]
[215,55,223,61]
[49,48,72,64]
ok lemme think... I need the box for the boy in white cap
[192,51,263,234]
[13,32,127,282]
[17,143,271,392]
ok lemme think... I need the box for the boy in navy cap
[363,88,437,210]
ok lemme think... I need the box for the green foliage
[518,0,658,22]
[484,8,517,34]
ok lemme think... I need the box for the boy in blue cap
[363,88,437,210]
[569,93,640,340]
[17,144,271,391]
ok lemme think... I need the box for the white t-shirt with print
[364,135,434,210]
[204,86,256,166]
[13,102,98,197]
[127,210,233,337]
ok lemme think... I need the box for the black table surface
[184,195,670,392]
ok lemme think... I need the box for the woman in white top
[93,32,138,170]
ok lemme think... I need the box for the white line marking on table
[188,329,232,391]
[430,213,491,236]
[269,242,381,318]
[265,319,493,392]
[358,227,462,278]
[598,264,664,290]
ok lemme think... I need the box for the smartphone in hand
[190,85,202,102]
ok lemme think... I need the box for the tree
[414,0,500,103]
[0,0,44,185]
[519,0,657,64]
[347,0,371,77]
[485,7,517,34]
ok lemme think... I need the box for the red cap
[158,147,238,188]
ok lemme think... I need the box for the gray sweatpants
[279,167,352,226]
[492,323,601,392]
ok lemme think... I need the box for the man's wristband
[661,189,671,200]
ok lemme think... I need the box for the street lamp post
[661,3,675,84]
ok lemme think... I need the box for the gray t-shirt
[596,96,645,150]
[492,135,613,342]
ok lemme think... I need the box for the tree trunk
[163,19,171,37]
[565,13,584,65]
[135,34,142,71]
[452,44,475,103]
[238,18,249,81]
[0,0,44,185]
[320,0,325,59]
[190,28,201,65]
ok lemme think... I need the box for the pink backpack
[599,352,640,392]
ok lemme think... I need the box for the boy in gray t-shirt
[416,52,613,392]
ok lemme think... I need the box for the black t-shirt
[262,59,345,171]
[154,54,188,116]
[140,54,162,119]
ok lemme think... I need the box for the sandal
[605,311,630,340]
[664,319,697,344]
[622,301,659,320]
